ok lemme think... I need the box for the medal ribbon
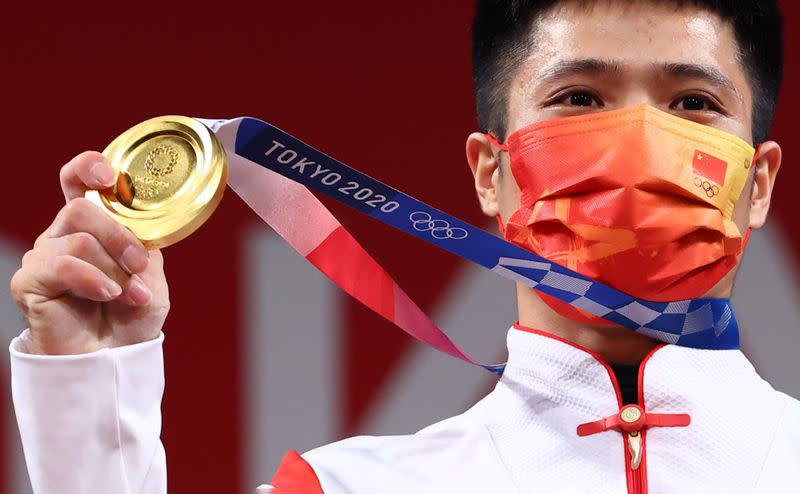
[199,117,740,374]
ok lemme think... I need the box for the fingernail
[120,245,146,273]
[104,280,123,299]
[90,162,116,186]
[129,276,151,305]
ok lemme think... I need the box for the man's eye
[544,89,603,110]
[674,95,717,112]
[568,92,596,106]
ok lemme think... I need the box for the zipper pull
[627,431,643,470]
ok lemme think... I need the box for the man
[9,0,799,492]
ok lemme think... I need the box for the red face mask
[492,105,756,316]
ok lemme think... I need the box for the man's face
[467,0,783,298]
[496,1,755,231]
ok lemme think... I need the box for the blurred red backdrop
[0,2,797,493]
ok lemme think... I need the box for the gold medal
[86,116,228,249]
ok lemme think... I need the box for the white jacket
[10,326,800,493]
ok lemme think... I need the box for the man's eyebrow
[537,58,624,84]
[535,59,742,99]
[659,62,742,100]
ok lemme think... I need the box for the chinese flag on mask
[693,150,728,185]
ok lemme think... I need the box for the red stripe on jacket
[272,450,324,493]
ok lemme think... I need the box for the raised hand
[10,151,169,354]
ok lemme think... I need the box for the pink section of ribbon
[392,288,478,364]
[228,153,339,257]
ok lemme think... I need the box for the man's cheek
[731,172,755,233]
[498,168,523,222]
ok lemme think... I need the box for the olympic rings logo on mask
[409,211,469,240]
[694,177,720,198]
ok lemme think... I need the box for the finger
[43,198,149,274]
[116,274,153,306]
[128,248,167,307]
[27,232,130,287]
[17,255,123,303]
[116,249,166,307]
[26,235,153,307]
[59,151,116,202]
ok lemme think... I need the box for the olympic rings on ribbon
[409,211,469,240]
[693,176,720,198]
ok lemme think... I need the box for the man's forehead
[515,1,747,92]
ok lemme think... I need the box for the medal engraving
[132,176,170,200]
[120,136,196,209]
[144,144,178,177]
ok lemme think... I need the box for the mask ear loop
[486,133,509,235]
[496,213,506,236]
[486,132,509,151]
[742,228,753,250]
[753,142,765,168]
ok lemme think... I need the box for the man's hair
[472,0,784,143]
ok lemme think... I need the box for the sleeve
[9,329,167,494]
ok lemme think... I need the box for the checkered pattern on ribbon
[493,257,739,350]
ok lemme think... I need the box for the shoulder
[753,392,800,490]
[772,392,800,440]
[292,411,510,493]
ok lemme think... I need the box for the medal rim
[85,115,228,249]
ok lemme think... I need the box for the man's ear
[466,132,502,218]
[749,140,782,230]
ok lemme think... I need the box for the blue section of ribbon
[233,117,740,351]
